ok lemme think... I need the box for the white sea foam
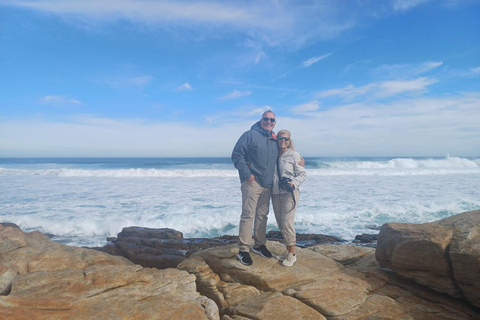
[1,157,479,247]
[1,156,479,177]
[329,157,479,169]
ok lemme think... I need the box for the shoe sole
[252,247,272,259]
[282,257,297,267]
[237,253,253,266]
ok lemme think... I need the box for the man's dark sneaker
[252,245,272,258]
[238,251,253,265]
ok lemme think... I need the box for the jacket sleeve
[231,131,252,182]
[292,152,306,189]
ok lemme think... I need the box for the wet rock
[353,233,378,245]
[266,230,343,247]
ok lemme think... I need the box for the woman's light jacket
[272,148,306,195]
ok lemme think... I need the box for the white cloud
[177,83,193,91]
[316,77,438,100]
[302,53,332,67]
[2,93,479,157]
[371,61,443,80]
[291,101,320,114]
[255,51,267,65]
[2,0,363,47]
[377,78,438,97]
[130,75,154,87]
[393,0,431,11]
[102,74,154,89]
[220,90,251,100]
[39,95,82,106]
[472,66,480,74]
[283,93,480,157]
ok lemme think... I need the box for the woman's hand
[298,157,305,167]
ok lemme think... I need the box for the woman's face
[277,134,290,149]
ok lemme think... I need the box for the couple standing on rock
[231,110,307,267]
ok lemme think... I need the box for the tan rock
[376,210,480,307]
[229,292,326,320]
[183,239,477,319]
[192,241,342,292]
[0,226,219,320]
[308,244,375,266]
[446,212,480,308]
[0,224,27,254]
[285,278,368,317]
[2,212,479,320]
[329,295,411,320]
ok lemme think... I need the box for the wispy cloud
[291,101,320,114]
[370,61,443,80]
[4,93,479,157]
[317,77,438,100]
[377,78,438,97]
[255,51,267,65]
[220,90,251,100]
[393,0,432,11]
[39,95,82,106]
[282,92,480,157]
[177,83,193,91]
[302,53,332,67]
[473,66,480,74]
[102,75,154,89]
[1,1,365,47]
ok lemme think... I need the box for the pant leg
[253,185,271,247]
[272,194,283,230]
[279,190,299,246]
[239,180,266,252]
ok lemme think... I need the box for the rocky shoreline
[1,210,479,319]
[95,227,346,270]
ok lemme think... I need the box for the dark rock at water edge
[353,233,378,245]
[95,227,344,270]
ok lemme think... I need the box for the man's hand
[246,174,256,182]
[298,157,305,167]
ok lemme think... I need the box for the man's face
[260,112,276,132]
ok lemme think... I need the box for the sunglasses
[277,137,290,141]
[262,117,276,123]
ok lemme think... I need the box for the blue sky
[1,0,479,157]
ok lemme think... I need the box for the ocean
[1,156,479,247]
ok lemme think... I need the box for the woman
[272,130,306,267]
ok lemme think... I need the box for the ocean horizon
[1,156,479,247]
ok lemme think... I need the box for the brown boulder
[0,224,219,320]
[178,241,477,319]
[376,210,480,307]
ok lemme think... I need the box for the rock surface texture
[179,242,478,320]
[376,210,480,308]
[0,224,218,320]
[1,210,480,319]
[99,227,341,270]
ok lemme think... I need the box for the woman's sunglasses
[278,137,290,141]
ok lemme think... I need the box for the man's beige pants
[238,180,271,252]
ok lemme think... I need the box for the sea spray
[1,157,479,247]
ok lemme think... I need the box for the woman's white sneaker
[276,251,289,261]
[282,252,297,267]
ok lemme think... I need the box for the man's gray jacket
[231,121,278,188]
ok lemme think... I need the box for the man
[231,110,278,265]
